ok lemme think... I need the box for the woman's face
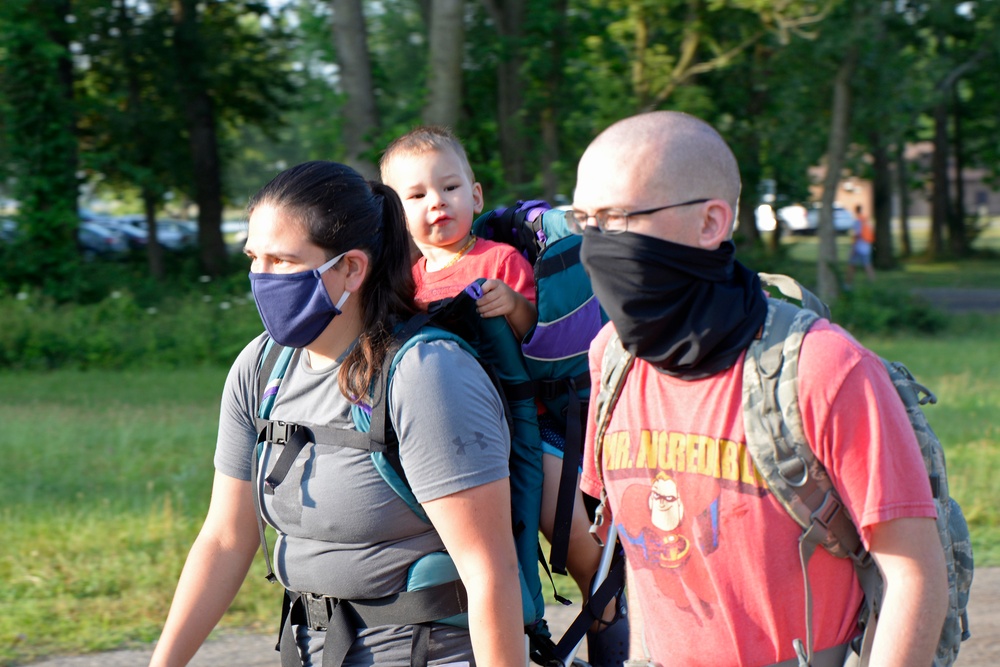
[244,204,330,275]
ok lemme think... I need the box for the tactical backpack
[250,284,546,667]
[594,273,973,667]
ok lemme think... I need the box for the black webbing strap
[536,542,573,607]
[411,624,430,667]
[277,581,469,667]
[547,373,590,575]
[535,241,581,280]
[502,379,537,403]
[261,423,374,495]
[553,549,627,661]
[262,426,311,495]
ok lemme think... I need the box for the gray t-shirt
[215,332,511,665]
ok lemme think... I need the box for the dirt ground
[25,566,1000,666]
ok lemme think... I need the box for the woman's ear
[698,200,734,249]
[340,250,370,293]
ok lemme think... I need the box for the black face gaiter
[581,230,767,379]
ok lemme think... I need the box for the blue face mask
[249,252,351,348]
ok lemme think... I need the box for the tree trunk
[143,189,164,281]
[950,88,968,256]
[737,189,760,248]
[172,0,228,277]
[538,0,569,202]
[481,0,529,190]
[894,143,912,257]
[540,107,559,201]
[869,131,894,269]
[422,0,465,128]
[817,48,856,304]
[928,99,950,260]
[331,0,379,180]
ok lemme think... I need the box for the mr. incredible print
[604,426,769,615]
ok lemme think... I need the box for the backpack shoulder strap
[255,336,295,425]
[589,332,635,542]
[742,296,882,665]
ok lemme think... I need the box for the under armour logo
[453,432,488,455]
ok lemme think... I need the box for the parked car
[754,204,777,232]
[110,215,196,251]
[721,204,779,233]
[78,221,129,260]
[0,218,18,243]
[777,203,855,235]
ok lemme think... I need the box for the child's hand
[475,279,518,318]
[476,279,537,341]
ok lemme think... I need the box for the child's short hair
[380,125,476,183]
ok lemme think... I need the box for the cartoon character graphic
[619,472,720,612]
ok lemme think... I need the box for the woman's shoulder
[394,332,474,371]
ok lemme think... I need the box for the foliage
[0,366,276,664]
[0,275,263,371]
[0,0,81,299]
[830,282,947,335]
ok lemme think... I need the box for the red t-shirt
[581,317,936,666]
[412,237,536,310]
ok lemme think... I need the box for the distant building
[807,142,999,223]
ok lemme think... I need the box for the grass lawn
[0,369,278,665]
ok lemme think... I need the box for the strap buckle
[811,491,843,530]
[302,592,336,631]
[265,420,296,445]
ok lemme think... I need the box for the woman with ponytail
[150,162,524,667]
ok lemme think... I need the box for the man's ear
[698,200,734,249]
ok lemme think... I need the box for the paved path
[911,287,1000,314]
[25,567,1000,666]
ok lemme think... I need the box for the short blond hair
[379,125,476,183]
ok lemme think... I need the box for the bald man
[573,112,947,667]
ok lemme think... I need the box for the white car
[110,215,196,250]
[778,203,855,235]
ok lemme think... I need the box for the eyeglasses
[564,198,710,234]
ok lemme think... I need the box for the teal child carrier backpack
[251,285,545,667]
[473,200,609,575]
[473,202,630,666]
[594,273,973,667]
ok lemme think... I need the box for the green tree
[0,0,80,298]
[172,0,297,275]
[76,0,189,280]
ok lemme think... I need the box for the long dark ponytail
[247,161,417,402]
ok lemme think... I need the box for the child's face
[383,148,484,253]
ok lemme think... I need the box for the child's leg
[539,452,603,598]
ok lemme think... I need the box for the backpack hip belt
[289,580,469,632]
[277,582,468,667]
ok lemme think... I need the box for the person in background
[573,111,947,666]
[847,203,876,287]
[149,160,524,667]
